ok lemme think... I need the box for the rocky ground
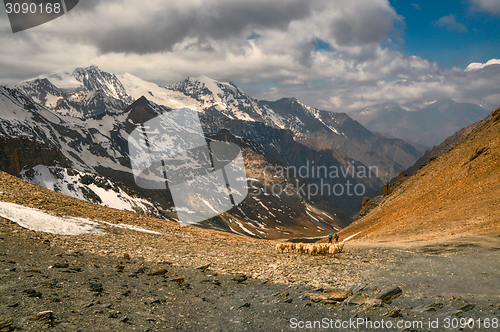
[1,216,499,331]
[1,171,499,331]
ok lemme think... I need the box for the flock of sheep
[275,241,345,255]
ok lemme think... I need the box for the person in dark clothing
[334,234,339,243]
[328,234,333,243]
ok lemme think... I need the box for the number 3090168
[5,2,61,14]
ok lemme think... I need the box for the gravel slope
[1,172,500,331]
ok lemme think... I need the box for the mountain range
[15,66,425,181]
[0,65,437,237]
[0,84,352,239]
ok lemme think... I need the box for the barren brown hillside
[340,108,500,243]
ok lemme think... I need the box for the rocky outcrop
[0,137,67,176]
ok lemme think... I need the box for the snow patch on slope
[118,73,197,109]
[0,201,162,235]
[298,100,344,136]
[20,165,157,214]
[231,218,256,236]
[343,231,361,242]
[0,201,103,235]
[30,68,83,91]
[194,75,225,98]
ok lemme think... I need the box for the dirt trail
[351,236,500,306]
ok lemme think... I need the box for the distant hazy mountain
[15,66,132,118]
[350,100,490,147]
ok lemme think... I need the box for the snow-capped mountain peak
[27,67,83,92]
[166,76,263,122]
[72,65,133,103]
[118,73,197,110]
[17,65,133,103]
[16,78,64,108]
[189,75,238,98]
[13,65,134,119]
[168,76,245,102]
[190,75,224,97]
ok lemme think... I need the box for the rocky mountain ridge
[15,66,425,182]
[1,65,432,236]
[0,85,349,238]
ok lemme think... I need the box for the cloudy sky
[1,0,499,112]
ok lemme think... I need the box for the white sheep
[276,241,345,256]
[329,244,339,254]
[275,242,286,253]
[318,244,329,255]
[338,242,345,253]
